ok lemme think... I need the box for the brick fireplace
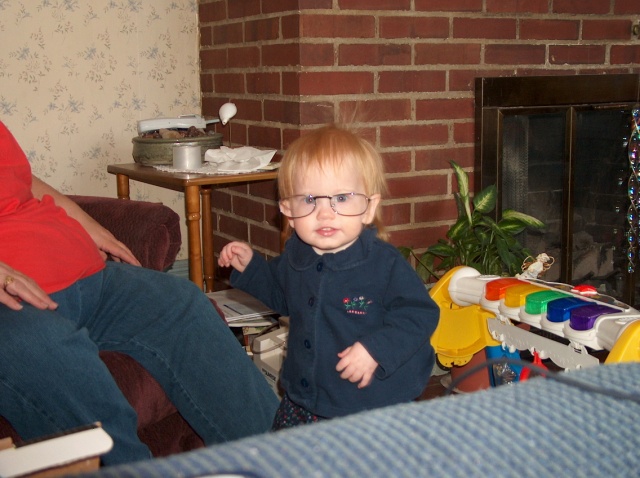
[198,0,640,284]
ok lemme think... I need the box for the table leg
[201,186,214,292]
[184,185,204,291]
[115,174,131,200]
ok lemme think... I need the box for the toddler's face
[287,161,380,255]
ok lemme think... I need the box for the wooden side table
[107,163,278,292]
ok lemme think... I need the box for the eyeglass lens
[280,193,369,218]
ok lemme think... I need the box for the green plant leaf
[450,161,472,223]
[446,217,470,241]
[473,185,497,214]
[477,215,498,229]
[397,246,413,260]
[453,193,466,220]
[450,160,469,197]
[415,252,435,282]
[496,238,517,266]
[496,218,527,235]
[502,209,545,229]
[473,226,492,246]
[426,241,456,257]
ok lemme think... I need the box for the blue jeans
[0,262,278,465]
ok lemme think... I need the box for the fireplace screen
[476,74,640,305]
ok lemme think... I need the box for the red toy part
[571,284,598,296]
[519,351,548,381]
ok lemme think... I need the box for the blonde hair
[278,124,388,239]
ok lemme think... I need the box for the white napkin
[205,146,276,172]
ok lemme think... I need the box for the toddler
[219,124,440,429]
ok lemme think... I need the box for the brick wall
[199,0,640,280]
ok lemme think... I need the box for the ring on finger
[3,275,15,289]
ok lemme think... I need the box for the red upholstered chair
[0,195,206,457]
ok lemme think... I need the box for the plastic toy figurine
[518,253,554,280]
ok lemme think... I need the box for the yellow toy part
[605,320,640,364]
[429,267,499,367]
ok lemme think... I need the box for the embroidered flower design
[343,296,373,315]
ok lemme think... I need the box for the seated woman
[0,121,279,465]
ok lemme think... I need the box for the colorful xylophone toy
[428,266,640,370]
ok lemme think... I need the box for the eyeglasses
[279,193,371,218]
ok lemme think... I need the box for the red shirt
[0,122,105,293]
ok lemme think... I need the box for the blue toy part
[485,345,523,387]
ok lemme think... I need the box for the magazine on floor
[206,288,276,327]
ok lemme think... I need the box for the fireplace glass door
[500,107,633,302]
[476,74,640,306]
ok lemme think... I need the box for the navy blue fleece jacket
[231,228,440,418]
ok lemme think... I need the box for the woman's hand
[80,216,141,266]
[0,262,58,311]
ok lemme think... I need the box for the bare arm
[32,177,141,266]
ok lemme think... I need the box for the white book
[0,423,112,477]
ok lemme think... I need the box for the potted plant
[400,161,546,392]
[399,160,545,283]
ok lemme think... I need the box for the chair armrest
[68,195,181,271]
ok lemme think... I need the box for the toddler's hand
[336,342,378,389]
[218,242,254,273]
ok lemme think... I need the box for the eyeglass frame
[279,192,372,218]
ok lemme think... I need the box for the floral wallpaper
[0,0,202,259]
